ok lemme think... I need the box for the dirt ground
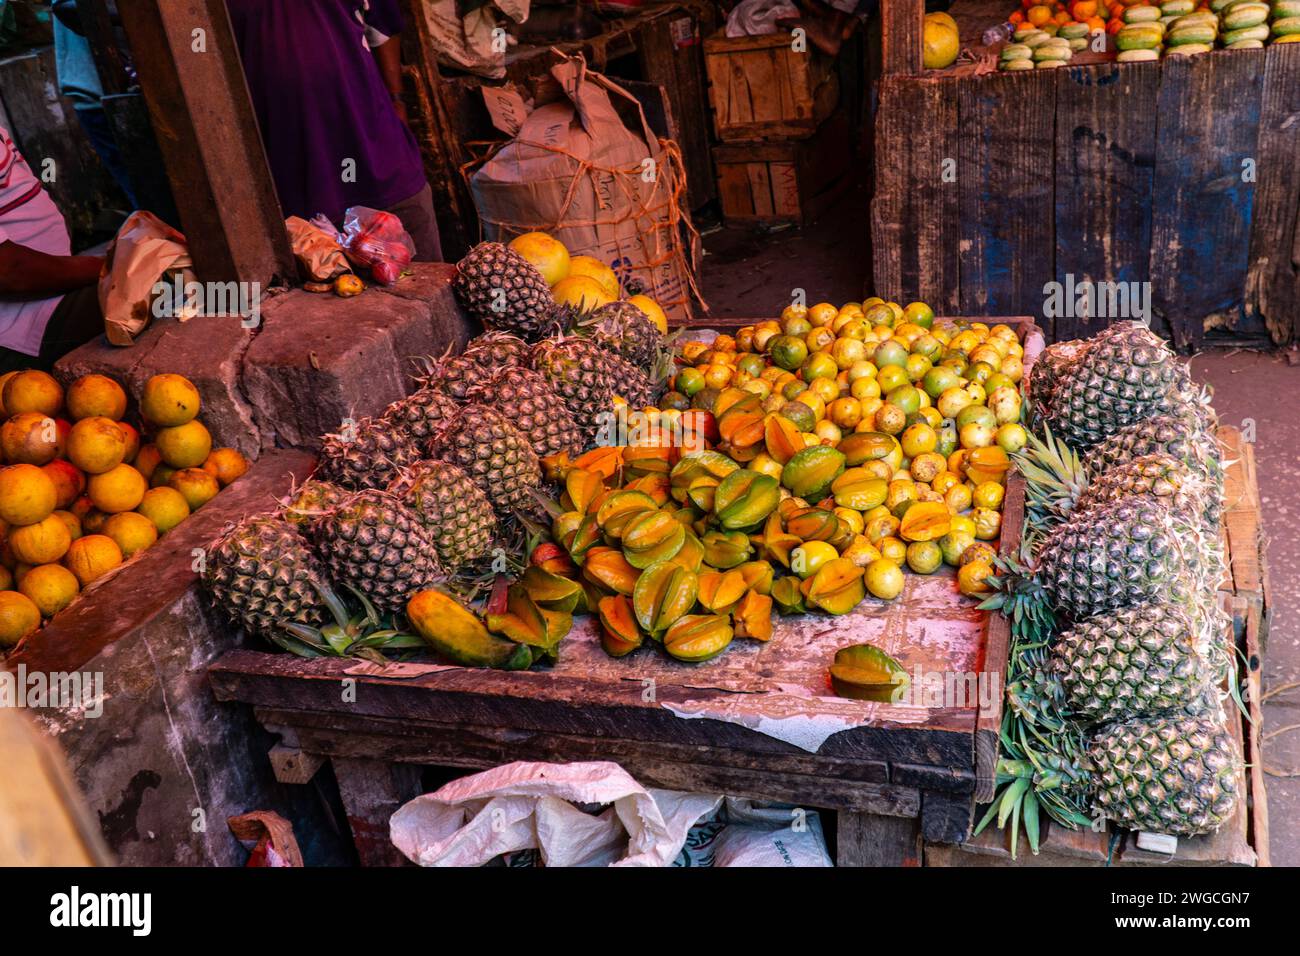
[700,207,1299,867]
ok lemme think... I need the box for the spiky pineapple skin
[531,336,617,439]
[428,404,541,515]
[388,460,497,571]
[202,515,330,636]
[1050,603,1213,725]
[309,490,442,613]
[583,300,663,371]
[283,479,347,526]
[1088,715,1240,836]
[383,386,459,445]
[465,367,584,460]
[315,417,421,491]
[452,242,557,340]
[604,353,661,410]
[426,332,530,401]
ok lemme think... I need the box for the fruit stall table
[871,0,1300,349]
[207,317,1043,868]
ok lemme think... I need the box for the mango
[407,590,531,669]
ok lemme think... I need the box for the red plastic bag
[340,206,414,285]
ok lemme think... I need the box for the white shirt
[0,125,72,356]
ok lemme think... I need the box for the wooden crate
[703,30,838,141]
[714,109,852,224]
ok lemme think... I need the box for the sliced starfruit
[598,594,643,657]
[781,445,846,500]
[701,529,753,569]
[407,590,533,669]
[622,510,687,569]
[736,560,774,595]
[759,510,801,569]
[805,558,867,615]
[563,467,605,514]
[785,506,839,542]
[596,490,658,540]
[832,468,888,511]
[521,565,584,612]
[713,469,780,530]
[664,614,734,662]
[771,575,807,614]
[764,414,805,464]
[697,569,748,613]
[632,560,699,635]
[898,501,952,542]
[583,546,641,595]
[732,590,773,641]
[829,643,910,702]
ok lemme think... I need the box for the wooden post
[116,0,294,287]
[332,758,423,867]
[880,0,925,76]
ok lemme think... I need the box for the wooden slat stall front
[870,0,1300,349]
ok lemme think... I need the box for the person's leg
[385,183,443,263]
[36,285,106,369]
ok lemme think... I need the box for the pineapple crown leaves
[278,582,423,662]
[978,551,1057,642]
[1014,425,1089,531]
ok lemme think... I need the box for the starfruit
[583,546,641,595]
[785,506,839,542]
[553,510,583,549]
[598,594,643,657]
[831,469,888,511]
[562,467,605,514]
[898,501,952,542]
[759,511,800,569]
[663,614,734,662]
[622,510,687,569]
[732,590,773,641]
[736,560,774,595]
[521,565,584,612]
[837,431,902,470]
[627,473,672,506]
[668,529,705,572]
[566,513,603,563]
[407,590,532,669]
[717,394,765,450]
[697,569,748,613]
[572,446,624,480]
[829,643,910,702]
[804,558,867,615]
[965,446,1011,486]
[529,542,576,577]
[596,490,658,540]
[669,450,738,505]
[764,413,805,464]
[701,530,753,569]
[713,469,780,531]
[781,446,846,500]
[632,560,699,635]
[713,387,754,419]
[624,444,676,479]
[771,576,807,614]
[679,409,718,450]
[487,585,559,659]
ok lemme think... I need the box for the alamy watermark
[0,665,104,717]
[151,274,261,328]
[893,667,1001,710]
[1042,274,1150,325]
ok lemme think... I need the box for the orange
[1009,9,1025,22]
[8,514,72,565]
[87,463,147,514]
[18,563,79,618]
[1087,15,1106,28]
[167,468,220,511]
[2,369,63,417]
[565,256,619,299]
[134,443,164,481]
[52,509,82,541]
[154,419,212,468]
[0,565,11,591]
[65,416,128,474]
[140,373,201,427]
[551,275,613,314]
[102,511,158,558]
[0,370,20,417]
[63,535,123,587]
[41,459,86,509]
[0,464,58,525]
[0,590,41,646]
[136,486,190,533]
[1,412,62,465]
[1072,0,1097,17]
[1027,3,1054,25]
[507,232,570,286]
[65,374,127,421]
[922,14,959,69]
[119,421,141,463]
[627,295,668,335]
[201,448,249,487]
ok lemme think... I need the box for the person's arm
[371,36,408,126]
[0,241,103,299]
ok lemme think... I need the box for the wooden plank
[703,30,833,140]
[747,161,774,218]
[1149,50,1264,351]
[1241,599,1269,867]
[717,161,755,219]
[922,789,976,844]
[331,758,422,867]
[881,0,925,76]
[117,0,295,286]
[1053,62,1160,342]
[870,76,960,312]
[957,70,1057,323]
[837,812,919,866]
[1244,42,1300,346]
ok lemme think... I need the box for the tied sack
[471,52,703,325]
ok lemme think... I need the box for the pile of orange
[0,369,250,647]
[1008,0,1178,36]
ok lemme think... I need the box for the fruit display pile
[977,322,1241,845]
[0,370,247,648]
[1000,0,1298,69]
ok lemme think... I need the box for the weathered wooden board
[703,30,837,141]
[957,70,1057,326]
[881,0,925,76]
[1244,42,1300,346]
[1053,62,1159,342]
[871,76,960,313]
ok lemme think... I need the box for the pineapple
[579,300,664,372]
[382,385,458,445]
[388,460,497,571]
[452,242,558,340]
[202,515,331,636]
[309,489,442,613]
[428,404,541,516]
[1086,714,1240,836]
[531,336,618,439]
[604,353,662,410]
[282,478,347,525]
[465,367,584,460]
[315,416,421,491]
[425,331,531,401]
[1048,602,1215,725]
